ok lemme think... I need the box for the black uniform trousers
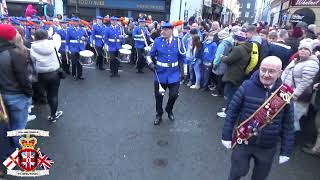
[95,46,104,68]
[228,145,277,180]
[136,48,146,71]
[109,51,119,75]
[154,81,180,116]
[70,53,83,78]
[60,52,70,74]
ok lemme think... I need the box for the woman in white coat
[282,38,319,131]
[30,30,63,123]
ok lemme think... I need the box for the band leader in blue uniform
[66,17,87,80]
[104,16,122,77]
[148,22,186,125]
[91,16,106,70]
[133,18,150,73]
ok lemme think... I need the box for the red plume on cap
[26,21,35,26]
[146,19,152,25]
[80,19,91,29]
[104,17,110,22]
[173,20,184,27]
[119,17,124,21]
[44,21,52,25]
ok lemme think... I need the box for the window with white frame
[247,3,251,9]
[245,12,249,18]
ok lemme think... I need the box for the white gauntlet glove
[221,140,231,149]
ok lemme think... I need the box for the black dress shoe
[167,112,175,121]
[99,67,106,71]
[154,115,162,125]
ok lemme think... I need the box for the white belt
[156,61,179,67]
[95,35,103,38]
[134,38,145,41]
[70,40,84,43]
[108,39,121,42]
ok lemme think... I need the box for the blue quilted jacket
[222,71,295,157]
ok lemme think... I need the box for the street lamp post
[75,0,79,16]
[179,0,183,20]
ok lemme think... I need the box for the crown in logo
[19,134,37,149]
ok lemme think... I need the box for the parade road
[6,64,320,180]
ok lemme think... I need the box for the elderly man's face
[161,28,173,38]
[259,60,282,87]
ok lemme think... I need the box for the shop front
[67,0,169,21]
[289,0,318,26]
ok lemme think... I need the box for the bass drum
[119,48,131,63]
[79,50,95,66]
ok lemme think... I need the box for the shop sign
[68,0,104,7]
[294,0,320,6]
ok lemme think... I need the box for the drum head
[119,49,131,55]
[79,50,94,57]
[122,44,132,50]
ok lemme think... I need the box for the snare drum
[79,50,94,66]
[119,48,131,63]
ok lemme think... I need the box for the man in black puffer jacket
[221,56,294,180]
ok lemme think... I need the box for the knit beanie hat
[0,24,17,41]
[233,31,246,42]
[299,38,314,53]
[218,27,230,40]
[291,27,304,38]
[231,25,241,35]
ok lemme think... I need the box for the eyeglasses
[260,67,279,76]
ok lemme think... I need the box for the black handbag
[53,47,66,79]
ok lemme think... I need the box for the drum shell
[79,50,95,66]
[119,49,131,63]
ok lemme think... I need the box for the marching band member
[104,16,122,77]
[132,18,150,73]
[148,22,186,125]
[66,17,87,80]
[57,19,70,74]
[91,16,106,70]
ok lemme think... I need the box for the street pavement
[3,63,320,180]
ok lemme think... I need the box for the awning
[290,7,315,25]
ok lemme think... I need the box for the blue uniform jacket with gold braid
[91,23,106,48]
[66,26,87,53]
[150,36,186,84]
